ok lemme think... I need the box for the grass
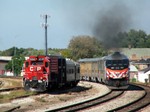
[0,78,38,104]
[0,78,22,89]
[0,89,37,103]
[5,79,22,88]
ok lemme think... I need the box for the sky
[0,0,150,51]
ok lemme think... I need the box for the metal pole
[12,46,16,76]
[45,15,48,56]
[12,58,14,76]
[41,14,49,56]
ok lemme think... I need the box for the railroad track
[0,86,23,92]
[0,77,149,112]
[0,76,23,92]
[0,80,4,87]
[0,76,22,79]
[109,83,150,112]
[46,90,124,112]
[46,83,149,112]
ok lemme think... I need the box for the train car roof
[66,58,80,66]
[105,52,128,60]
[78,57,105,63]
[78,52,129,62]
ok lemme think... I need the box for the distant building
[5,71,14,76]
[132,58,150,70]
[121,48,150,61]
[111,48,150,71]
[0,56,28,76]
[0,56,11,75]
[138,67,150,83]
[129,65,138,81]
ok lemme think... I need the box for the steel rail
[46,90,124,112]
[109,83,150,112]
[0,87,23,92]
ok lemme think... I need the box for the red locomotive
[22,55,80,92]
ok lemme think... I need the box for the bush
[131,78,137,82]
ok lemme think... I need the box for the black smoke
[93,3,132,49]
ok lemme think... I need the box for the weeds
[0,89,37,103]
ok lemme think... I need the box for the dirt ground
[0,81,110,112]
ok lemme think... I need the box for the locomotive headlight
[38,80,42,83]
[42,74,48,81]
[43,77,47,81]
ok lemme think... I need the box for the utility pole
[12,46,16,76]
[41,14,50,56]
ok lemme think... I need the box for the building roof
[78,57,104,63]
[0,56,12,61]
[130,65,138,72]
[133,58,150,64]
[140,66,150,73]
[0,56,29,61]
[120,48,150,60]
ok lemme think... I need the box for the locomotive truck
[79,52,130,89]
[22,55,80,92]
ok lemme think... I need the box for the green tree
[125,29,147,48]
[145,35,150,48]
[68,35,107,60]
[60,49,72,58]
[1,47,16,56]
[5,55,25,76]
[117,32,128,47]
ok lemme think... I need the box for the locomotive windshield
[106,59,129,70]
[31,61,43,65]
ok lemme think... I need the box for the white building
[129,65,138,81]
[138,67,150,83]
[5,71,14,76]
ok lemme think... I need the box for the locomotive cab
[105,52,130,89]
[23,56,49,92]
[78,52,130,90]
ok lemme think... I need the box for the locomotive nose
[29,66,42,72]
[32,76,37,80]
[116,81,120,87]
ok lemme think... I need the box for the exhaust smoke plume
[93,3,132,50]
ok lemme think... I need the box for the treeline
[0,47,66,57]
[118,29,150,48]
[0,48,69,76]
[0,29,150,59]
[1,29,150,76]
